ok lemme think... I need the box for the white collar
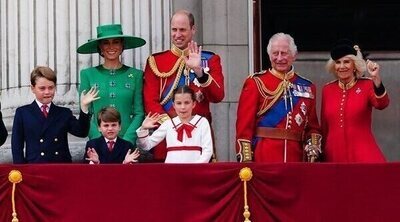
[35,100,51,109]
[104,137,117,143]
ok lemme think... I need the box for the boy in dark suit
[11,66,99,163]
[84,107,152,164]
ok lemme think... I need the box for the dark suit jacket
[0,111,7,146]
[84,136,153,164]
[11,101,90,163]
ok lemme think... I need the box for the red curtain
[1,163,400,222]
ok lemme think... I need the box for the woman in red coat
[321,39,389,162]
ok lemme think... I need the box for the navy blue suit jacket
[84,136,153,163]
[12,101,90,163]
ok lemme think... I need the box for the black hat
[330,39,357,60]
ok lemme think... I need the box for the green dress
[79,65,144,144]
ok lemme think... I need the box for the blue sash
[252,76,311,146]
[257,76,311,128]
[161,51,215,111]
[161,72,196,111]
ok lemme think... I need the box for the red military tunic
[321,78,389,162]
[236,68,320,162]
[143,45,224,161]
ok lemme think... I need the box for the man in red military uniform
[143,10,224,162]
[236,33,321,163]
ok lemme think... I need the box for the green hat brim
[77,35,146,54]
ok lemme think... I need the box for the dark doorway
[256,1,400,69]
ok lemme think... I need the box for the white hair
[267,33,298,57]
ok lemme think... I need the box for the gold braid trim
[159,61,186,105]
[198,68,221,88]
[199,74,213,88]
[253,76,285,116]
[148,55,185,78]
[157,113,171,124]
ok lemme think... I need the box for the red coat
[236,69,320,162]
[321,78,389,162]
[143,45,224,160]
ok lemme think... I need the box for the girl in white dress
[136,86,213,163]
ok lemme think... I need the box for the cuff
[236,139,253,162]
[374,82,386,97]
[196,67,213,87]
[136,127,150,138]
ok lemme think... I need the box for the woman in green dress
[77,24,145,145]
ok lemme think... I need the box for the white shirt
[35,100,51,113]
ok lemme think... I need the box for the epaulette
[296,73,313,84]
[201,50,215,60]
[248,70,266,78]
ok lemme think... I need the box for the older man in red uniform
[236,33,321,163]
[143,10,224,162]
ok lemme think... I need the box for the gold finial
[8,170,23,184]
[239,167,253,222]
[9,170,23,222]
[239,167,253,181]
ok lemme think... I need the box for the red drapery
[1,163,400,222]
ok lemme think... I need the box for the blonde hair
[325,47,366,78]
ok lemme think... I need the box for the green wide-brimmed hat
[77,24,146,54]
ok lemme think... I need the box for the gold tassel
[8,170,22,222]
[239,167,253,222]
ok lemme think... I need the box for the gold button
[40,152,45,156]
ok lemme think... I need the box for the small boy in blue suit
[84,107,152,164]
[11,66,99,163]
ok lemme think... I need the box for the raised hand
[366,60,382,87]
[123,149,140,164]
[80,86,100,113]
[86,147,100,164]
[141,112,161,130]
[184,41,203,77]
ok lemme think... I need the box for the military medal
[195,90,204,102]
[295,113,303,126]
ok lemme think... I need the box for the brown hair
[30,66,57,86]
[172,85,196,102]
[172,10,195,27]
[97,107,121,126]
